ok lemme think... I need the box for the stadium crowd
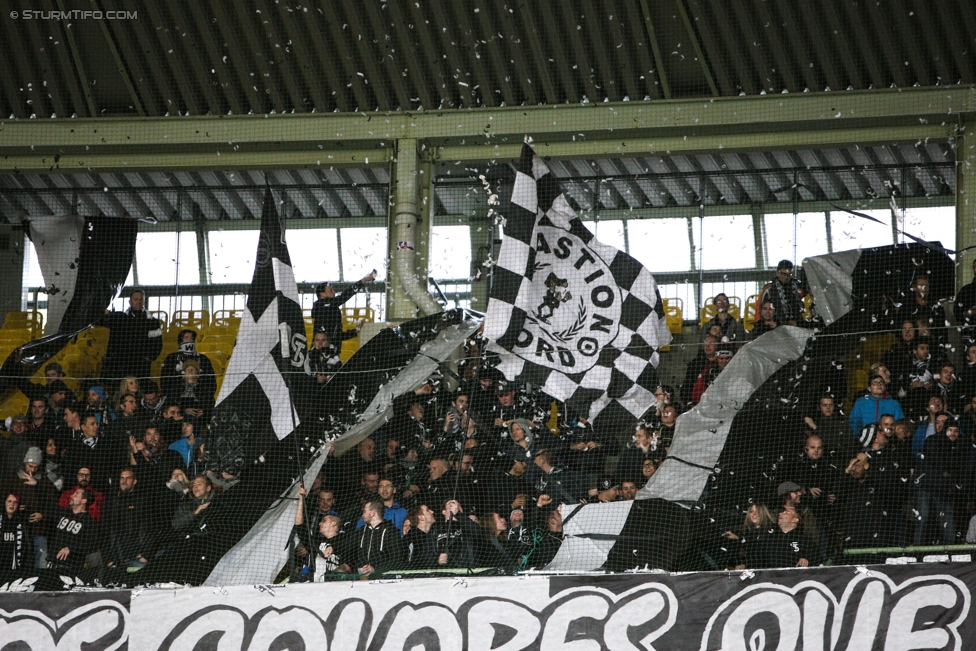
[4,261,976,583]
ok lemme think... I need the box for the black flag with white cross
[208,187,308,471]
[484,142,671,432]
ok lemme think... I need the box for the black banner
[3,562,974,650]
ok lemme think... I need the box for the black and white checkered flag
[484,142,671,428]
[211,187,307,461]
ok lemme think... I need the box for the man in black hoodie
[915,422,966,545]
[352,499,403,575]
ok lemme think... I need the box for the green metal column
[468,218,491,312]
[386,138,440,320]
[387,140,417,320]
[957,126,976,289]
[416,151,433,297]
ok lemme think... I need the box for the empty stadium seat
[662,298,684,335]
[2,311,43,338]
[171,310,210,338]
[211,309,243,332]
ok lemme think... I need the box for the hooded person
[0,492,33,580]
[500,418,536,468]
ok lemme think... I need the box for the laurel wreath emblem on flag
[515,224,622,373]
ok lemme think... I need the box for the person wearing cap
[99,289,164,382]
[586,477,622,503]
[848,372,904,438]
[487,382,546,437]
[7,356,75,419]
[160,329,217,406]
[84,386,115,426]
[1,415,35,477]
[311,272,375,350]
[558,415,617,487]
[465,366,502,418]
[758,259,805,326]
[2,447,57,569]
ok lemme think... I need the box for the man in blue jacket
[848,373,905,439]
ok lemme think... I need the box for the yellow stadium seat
[211,310,242,331]
[699,296,742,328]
[3,311,43,337]
[198,337,235,358]
[0,329,34,347]
[662,298,684,335]
[802,294,813,320]
[171,310,210,338]
[743,294,760,332]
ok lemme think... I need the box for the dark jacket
[103,488,150,565]
[402,528,438,569]
[64,436,125,493]
[171,496,212,532]
[311,281,365,346]
[351,519,403,572]
[763,526,813,569]
[0,511,32,577]
[49,508,97,574]
[916,432,966,500]
[160,349,218,407]
[99,309,164,379]
[432,515,485,568]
